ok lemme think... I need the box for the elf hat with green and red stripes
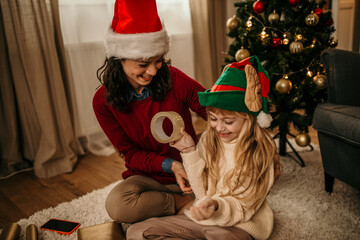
[198,55,272,128]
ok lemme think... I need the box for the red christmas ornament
[253,1,265,14]
[287,0,300,7]
[270,38,282,47]
[314,8,323,16]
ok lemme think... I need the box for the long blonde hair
[199,106,275,211]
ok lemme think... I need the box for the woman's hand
[189,198,218,221]
[171,161,192,194]
[170,128,196,153]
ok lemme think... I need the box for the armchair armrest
[320,49,360,106]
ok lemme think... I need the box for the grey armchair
[313,48,360,193]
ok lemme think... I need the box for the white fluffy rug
[15,148,360,240]
[268,149,360,239]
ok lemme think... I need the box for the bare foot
[174,194,194,215]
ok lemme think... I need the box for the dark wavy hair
[97,57,172,112]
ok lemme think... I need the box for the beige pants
[126,215,254,240]
[105,175,183,223]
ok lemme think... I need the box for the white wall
[332,0,358,51]
[157,0,195,78]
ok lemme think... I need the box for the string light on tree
[295,34,303,41]
[307,69,313,77]
[290,90,303,105]
[310,39,317,48]
[226,15,239,31]
[276,75,292,94]
[295,133,311,147]
[246,16,253,28]
[260,29,270,45]
[283,33,290,45]
[260,28,269,40]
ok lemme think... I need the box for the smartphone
[40,218,80,235]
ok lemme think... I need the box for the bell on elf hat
[198,55,273,128]
[105,0,170,60]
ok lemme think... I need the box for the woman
[92,0,206,224]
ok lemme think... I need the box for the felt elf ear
[244,64,263,112]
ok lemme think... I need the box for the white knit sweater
[181,140,274,240]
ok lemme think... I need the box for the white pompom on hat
[105,0,170,60]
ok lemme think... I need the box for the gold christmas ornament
[289,41,304,54]
[305,11,319,26]
[226,15,240,31]
[268,11,280,23]
[235,47,250,61]
[276,77,293,94]
[295,133,311,147]
[329,38,338,48]
[313,74,327,89]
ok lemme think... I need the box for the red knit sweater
[93,66,207,184]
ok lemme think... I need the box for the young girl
[126,55,276,240]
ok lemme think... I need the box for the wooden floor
[0,153,127,229]
[0,118,318,229]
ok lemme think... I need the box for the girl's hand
[170,128,195,153]
[171,161,193,194]
[189,198,218,221]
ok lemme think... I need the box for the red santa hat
[105,0,170,60]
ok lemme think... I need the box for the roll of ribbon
[0,223,20,240]
[150,111,185,143]
[26,224,38,240]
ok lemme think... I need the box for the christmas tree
[225,0,336,164]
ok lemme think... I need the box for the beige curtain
[0,0,83,178]
[189,0,228,89]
